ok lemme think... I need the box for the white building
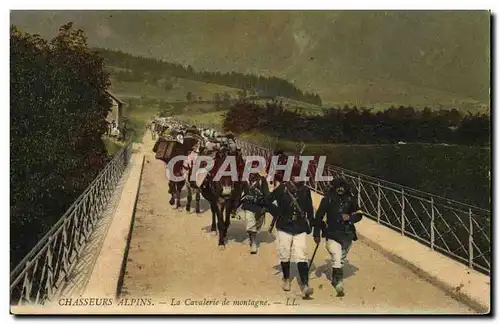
[105,90,125,128]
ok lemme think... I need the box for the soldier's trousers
[325,239,352,268]
[244,209,265,233]
[276,231,308,263]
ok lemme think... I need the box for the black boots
[280,262,314,298]
[297,262,313,299]
[332,267,345,297]
[281,261,291,291]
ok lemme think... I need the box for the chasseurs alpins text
[58,297,153,306]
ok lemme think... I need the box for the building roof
[105,90,126,106]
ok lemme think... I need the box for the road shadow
[225,218,276,245]
[183,198,211,214]
[197,199,211,214]
[271,259,359,291]
[201,224,217,234]
[272,262,305,286]
[167,190,211,214]
[199,214,276,245]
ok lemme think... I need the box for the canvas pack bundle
[153,137,176,160]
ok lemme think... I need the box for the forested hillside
[96,48,322,105]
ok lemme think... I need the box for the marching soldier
[225,133,239,152]
[265,165,315,299]
[313,178,363,297]
[150,121,157,140]
[241,166,269,254]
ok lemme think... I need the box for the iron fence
[10,144,132,305]
[234,138,491,274]
[180,119,490,274]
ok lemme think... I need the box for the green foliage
[222,102,260,133]
[240,132,490,209]
[103,138,125,156]
[226,101,490,208]
[10,23,112,267]
[224,102,490,146]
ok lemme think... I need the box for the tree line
[223,101,490,146]
[10,24,112,268]
[96,48,322,105]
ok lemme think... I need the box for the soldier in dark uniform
[265,164,315,299]
[241,165,269,254]
[313,178,363,297]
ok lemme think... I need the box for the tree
[222,92,231,109]
[211,92,221,110]
[96,48,323,105]
[159,78,174,92]
[10,23,112,268]
[237,89,247,100]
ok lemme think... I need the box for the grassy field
[111,76,487,119]
[173,109,491,208]
[109,77,242,102]
[176,110,227,126]
[103,137,125,156]
[119,98,161,143]
[314,77,489,114]
[238,132,491,209]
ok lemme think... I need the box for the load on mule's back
[152,126,198,162]
[153,129,201,209]
[153,136,177,162]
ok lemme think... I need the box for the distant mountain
[102,47,488,114]
[98,48,322,105]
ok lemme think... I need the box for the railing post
[377,182,381,223]
[430,197,435,250]
[469,208,473,268]
[123,145,127,167]
[357,176,361,207]
[401,188,405,236]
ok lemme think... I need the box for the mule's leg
[186,182,192,212]
[224,200,231,240]
[168,182,175,206]
[202,185,217,233]
[210,203,217,233]
[175,182,183,209]
[195,188,201,213]
[217,200,226,247]
[172,183,179,209]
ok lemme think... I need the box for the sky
[10,10,491,104]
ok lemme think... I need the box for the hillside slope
[11,10,490,113]
[109,77,242,101]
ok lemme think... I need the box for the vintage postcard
[9,9,491,315]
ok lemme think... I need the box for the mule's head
[213,147,242,197]
[218,176,233,197]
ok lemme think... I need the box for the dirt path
[120,132,475,314]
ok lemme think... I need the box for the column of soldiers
[153,119,364,300]
[239,161,364,299]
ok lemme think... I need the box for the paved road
[120,132,475,314]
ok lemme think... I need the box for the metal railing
[235,139,491,274]
[182,120,491,274]
[10,144,132,305]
